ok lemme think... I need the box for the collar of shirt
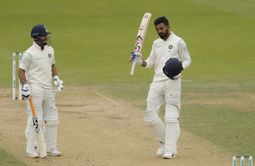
[32,41,48,50]
[161,31,175,42]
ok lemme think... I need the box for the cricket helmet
[163,58,183,79]
[31,24,51,38]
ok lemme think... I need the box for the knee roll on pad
[44,107,59,125]
[165,105,179,123]
[45,120,58,126]
[143,110,161,125]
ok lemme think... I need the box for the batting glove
[53,76,64,92]
[21,84,31,99]
[130,52,144,65]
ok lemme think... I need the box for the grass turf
[0,149,26,166]
[0,0,255,163]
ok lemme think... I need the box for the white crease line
[95,92,118,105]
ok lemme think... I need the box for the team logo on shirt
[168,45,173,49]
[48,53,52,58]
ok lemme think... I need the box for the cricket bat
[130,12,152,75]
[29,97,47,158]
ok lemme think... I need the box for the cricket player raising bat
[19,24,63,158]
[130,16,191,159]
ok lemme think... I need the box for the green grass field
[1,0,255,164]
[0,149,26,166]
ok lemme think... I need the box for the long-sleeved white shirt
[145,32,191,82]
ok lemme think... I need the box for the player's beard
[34,36,51,50]
[158,31,170,40]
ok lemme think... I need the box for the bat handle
[130,59,137,75]
[29,97,37,117]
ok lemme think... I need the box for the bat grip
[29,97,37,117]
[130,59,137,75]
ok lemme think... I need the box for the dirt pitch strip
[0,86,231,166]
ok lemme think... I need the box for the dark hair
[154,16,169,26]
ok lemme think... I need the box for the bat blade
[130,12,152,75]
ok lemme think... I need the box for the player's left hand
[130,52,143,65]
[53,76,64,92]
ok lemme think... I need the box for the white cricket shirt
[19,42,55,89]
[145,32,191,82]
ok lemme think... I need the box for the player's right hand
[53,76,64,92]
[21,84,31,99]
[130,52,143,65]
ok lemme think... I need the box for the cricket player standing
[130,16,191,159]
[19,24,63,158]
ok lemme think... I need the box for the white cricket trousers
[25,84,59,153]
[144,79,181,154]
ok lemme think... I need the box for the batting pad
[143,110,165,143]
[164,104,180,153]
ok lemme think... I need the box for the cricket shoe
[27,145,39,158]
[156,144,165,156]
[27,151,39,158]
[47,149,61,156]
[162,150,176,159]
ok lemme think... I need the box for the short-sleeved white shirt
[19,42,55,89]
[145,32,191,82]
